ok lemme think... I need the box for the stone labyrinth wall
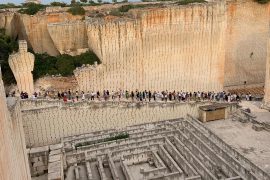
[21,100,208,147]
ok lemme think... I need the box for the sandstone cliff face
[225,0,270,87]
[47,20,88,55]
[75,2,226,92]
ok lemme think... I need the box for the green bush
[67,5,85,15]
[50,2,67,7]
[176,0,206,5]
[33,51,101,80]
[255,0,270,4]
[118,4,146,12]
[0,3,20,9]
[19,3,45,15]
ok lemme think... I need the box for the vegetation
[18,3,46,15]
[109,4,148,16]
[75,133,129,148]
[176,0,206,5]
[0,28,17,84]
[50,2,67,7]
[33,51,101,79]
[255,0,270,4]
[0,3,20,9]
[67,5,85,15]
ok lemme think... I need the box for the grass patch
[75,133,129,149]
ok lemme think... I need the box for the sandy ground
[205,101,270,174]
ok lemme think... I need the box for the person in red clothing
[63,95,67,103]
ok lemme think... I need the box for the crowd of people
[17,89,256,103]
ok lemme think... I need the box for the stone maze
[28,115,270,180]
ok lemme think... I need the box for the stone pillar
[9,40,35,95]
[264,37,270,107]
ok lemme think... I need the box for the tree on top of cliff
[176,0,206,5]
[255,0,270,4]
[0,3,19,9]
[67,5,85,15]
[19,3,45,15]
[50,2,67,7]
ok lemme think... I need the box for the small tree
[50,2,67,7]
[112,0,117,3]
[80,0,87,3]
[97,0,102,4]
[71,0,76,5]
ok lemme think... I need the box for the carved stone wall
[0,68,31,180]
[75,2,226,92]
[9,40,35,95]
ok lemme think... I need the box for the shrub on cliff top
[50,2,67,7]
[67,5,85,15]
[119,4,147,12]
[176,0,206,5]
[0,3,20,9]
[255,0,270,4]
[19,3,45,15]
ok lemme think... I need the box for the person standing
[76,91,79,101]
[82,91,85,101]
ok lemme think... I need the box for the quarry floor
[205,101,270,174]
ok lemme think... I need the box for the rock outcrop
[9,40,35,95]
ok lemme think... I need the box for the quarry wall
[75,2,226,92]
[21,100,205,147]
[225,0,270,87]
[0,69,31,180]
[0,0,269,90]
